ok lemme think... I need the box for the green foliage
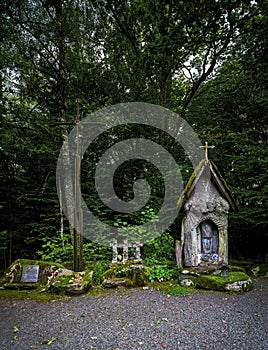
[147,265,173,283]
[37,235,112,266]
[0,0,266,269]
[113,206,160,244]
[143,234,179,281]
[83,242,112,263]
[143,232,175,265]
[92,261,107,285]
[37,234,73,264]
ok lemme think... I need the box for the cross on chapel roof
[200,142,215,162]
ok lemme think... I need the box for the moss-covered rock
[225,278,253,292]
[3,283,38,290]
[229,265,246,273]
[0,259,93,296]
[102,261,149,287]
[48,271,92,295]
[196,272,253,292]
[0,259,65,285]
[102,278,133,288]
[250,264,268,277]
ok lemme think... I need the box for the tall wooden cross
[49,100,106,272]
[200,142,215,162]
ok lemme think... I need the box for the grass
[86,285,135,298]
[3,272,254,301]
[0,287,68,302]
[148,280,194,296]
[0,280,195,301]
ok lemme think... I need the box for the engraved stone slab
[21,265,39,283]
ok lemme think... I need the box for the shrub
[143,232,175,266]
[147,264,173,282]
[92,261,107,285]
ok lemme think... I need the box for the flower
[200,253,218,264]
[47,269,59,284]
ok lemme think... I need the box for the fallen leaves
[41,336,57,345]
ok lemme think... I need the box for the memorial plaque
[21,265,39,283]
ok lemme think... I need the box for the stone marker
[133,241,142,261]
[122,239,128,262]
[21,265,39,283]
[110,239,143,263]
[110,239,118,263]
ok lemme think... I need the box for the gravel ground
[0,279,267,350]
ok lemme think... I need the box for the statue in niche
[202,237,212,253]
[200,220,218,254]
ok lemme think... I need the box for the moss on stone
[226,271,249,281]
[196,271,251,292]
[229,265,246,273]
[102,262,149,287]
[0,259,65,285]
[177,159,237,210]
[125,278,133,288]
[186,276,198,284]
[103,262,131,279]
[3,283,38,290]
[48,270,92,295]
[131,266,150,287]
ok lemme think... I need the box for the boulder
[47,270,92,295]
[178,266,253,293]
[0,259,64,288]
[196,272,253,292]
[102,261,150,288]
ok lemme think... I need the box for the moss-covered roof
[178,159,237,211]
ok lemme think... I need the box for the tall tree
[93,0,259,113]
[185,0,268,259]
[1,0,265,268]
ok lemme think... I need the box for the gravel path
[0,279,267,350]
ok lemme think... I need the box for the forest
[0,0,267,274]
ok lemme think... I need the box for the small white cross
[200,142,215,162]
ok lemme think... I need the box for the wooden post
[73,121,84,271]
[50,101,106,272]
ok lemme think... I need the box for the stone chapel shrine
[177,143,237,267]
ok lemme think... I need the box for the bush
[83,242,112,262]
[142,232,175,266]
[92,261,107,285]
[147,264,173,282]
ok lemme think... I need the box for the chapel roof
[178,158,237,211]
